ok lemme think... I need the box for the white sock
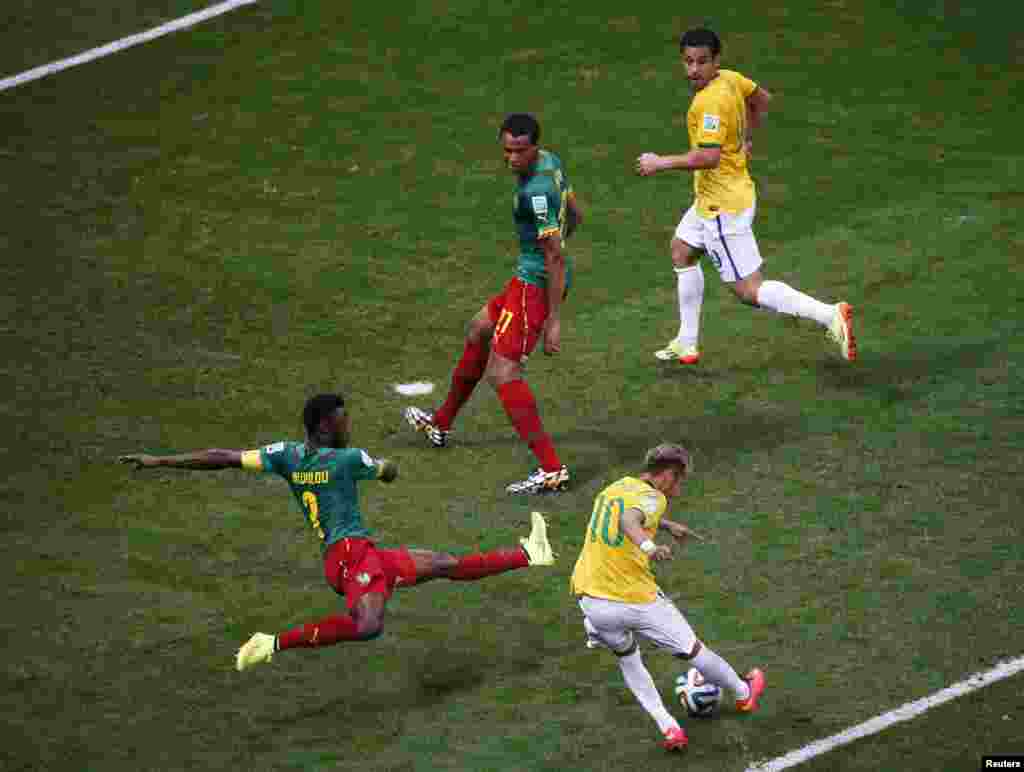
[674,264,704,348]
[618,650,680,733]
[756,279,834,328]
[690,646,749,700]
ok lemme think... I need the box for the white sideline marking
[746,656,1024,772]
[0,0,258,93]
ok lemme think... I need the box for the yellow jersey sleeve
[722,69,757,99]
[623,486,667,531]
[691,70,757,148]
[240,449,264,472]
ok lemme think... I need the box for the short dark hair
[499,113,541,145]
[679,27,721,57]
[303,393,345,436]
[644,443,691,474]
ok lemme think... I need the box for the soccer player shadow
[401,616,549,706]
[411,653,491,702]
[266,627,546,728]
[650,361,735,385]
[564,408,798,491]
[820,337,1003,405]
[260,647,536,736]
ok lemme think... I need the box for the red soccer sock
[434,339,487,430]
[277,614,359,650]
[496,379,562,472]
[447,547,529,581]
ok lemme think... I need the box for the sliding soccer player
[120,392,554,670]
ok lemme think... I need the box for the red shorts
[323,538,418,610]
[487,277,549,361]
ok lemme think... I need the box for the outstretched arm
[659,517,707,544]
[635,146,721,176]
[119,449,244,471]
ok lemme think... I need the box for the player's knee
[356,617,384,640]
[484,359,519,387]
[673,639,703,660]
[731,272,763,305]
[671,239,697,268]
[433,552,458,574]
[613,637,639,658]
[731,282,759,305]
[466,316,493,344]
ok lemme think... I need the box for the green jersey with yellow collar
[241,442,379,546]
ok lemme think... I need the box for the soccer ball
[675,667,723,718]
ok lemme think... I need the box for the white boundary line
[0,0,258,93]
[746,656,1024,771]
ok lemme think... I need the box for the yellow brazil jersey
[570,476,668,604]
[687,69,758,217]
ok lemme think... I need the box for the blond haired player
[636,27,856,365]
[570,443,765,751]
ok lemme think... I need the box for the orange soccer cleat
[662,725,689,751]
[736,668,766,712]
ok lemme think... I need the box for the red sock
[448,547,529,580]
[277,614,359,650]
[496,380,562,472]
[434,339,487,430]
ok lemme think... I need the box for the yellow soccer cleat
[236,632,276,672]
[520,511,555,566]
[654,339,700,364]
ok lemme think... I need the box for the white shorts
[674,202,763,282]
[579,592,697,657]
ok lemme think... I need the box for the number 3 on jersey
[301,491,325,540]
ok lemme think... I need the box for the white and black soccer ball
[675,667,723,718]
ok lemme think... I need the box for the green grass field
[2,1,1023,770]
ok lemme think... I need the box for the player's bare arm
[621,507,672,561]
[744,86,772,156]
[659,518,707,544]
[565,191,584,240]
[118,449,244,471]
[540,234,565,355]
[376,458,399,483]
[635,147,721,176]
[745,86,772,130]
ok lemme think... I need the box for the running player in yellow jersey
[636,28,856,364]
[570,444,765,751]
